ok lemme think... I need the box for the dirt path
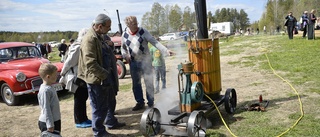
[0,38,319,137]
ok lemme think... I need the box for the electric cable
[205,94,238,137]
[264,53,304,137]
[204,53,304,137]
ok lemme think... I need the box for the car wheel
[117,60,126,79]
[1,83,20,106]
[170,37,174,40]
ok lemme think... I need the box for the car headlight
[16,72,26,82]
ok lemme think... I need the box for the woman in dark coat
[308,9,317,40]
[285,12,297,39]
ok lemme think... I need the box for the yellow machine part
[187,38,221,99]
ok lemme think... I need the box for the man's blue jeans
[87,84,109,137]
[129,60,154,106]
[154,65,166,92]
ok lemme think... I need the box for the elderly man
[77,13,116,137]
[121,16,173,111]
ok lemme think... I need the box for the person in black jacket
[58,39,67,62]
[102,34,126,130]
[285,12,297,39]
[40,43,48,58]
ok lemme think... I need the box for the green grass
[119,83,132,92]
[220,35,320,94]
[48,47,61,62]
[205,34,320,137]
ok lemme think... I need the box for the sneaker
[107,122,126,130]
[132,103,145,111]
[85,119,92,124]
[76,121,92,128]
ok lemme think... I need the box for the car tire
[1,83,20,106]
[117,60,126,79]
[170,37,174,40]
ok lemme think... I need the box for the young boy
[37,63,61,135]
[150,46,166,94]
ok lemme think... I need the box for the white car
[159,33,179,41]
[48,41,61,47]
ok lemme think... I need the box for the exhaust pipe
[194,0,208,39]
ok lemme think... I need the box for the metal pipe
[194,0,208,39]
[116,9,123,35]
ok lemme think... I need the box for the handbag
[69,67,86,87]
[294,27,298,34]
[73,77,86,87]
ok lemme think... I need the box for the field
[0,32,320,137]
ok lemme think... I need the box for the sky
[0,0,267,33]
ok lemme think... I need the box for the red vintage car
[0,42,63,106]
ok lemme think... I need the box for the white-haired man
[58,39,67,62]
[121,16,174,111]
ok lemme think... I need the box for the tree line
[140,2,250,36]
[1,2,251,42]
[0,31,77,44]
[3,0,318,42]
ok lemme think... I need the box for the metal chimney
[194,0,208,39]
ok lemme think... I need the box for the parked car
[0,42,63,106]
[48,41,61,48]
[159,33,180,41]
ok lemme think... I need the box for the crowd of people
[284,9,317,40]
[37,13,172,137]
[233,9,318,38]
[32,42,52,59]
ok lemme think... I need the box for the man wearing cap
[77,13,116,137]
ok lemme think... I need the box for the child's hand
[47,127,54,132]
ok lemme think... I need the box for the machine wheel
[224,88,237,114]
[190,82,204,102]
[187,111,206,137]
[1,83,20,106]
[116,60,126,79]
[140,108,162,136]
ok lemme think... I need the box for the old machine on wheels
[139,0,237,136]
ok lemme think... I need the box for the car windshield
[0,46,41,62]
